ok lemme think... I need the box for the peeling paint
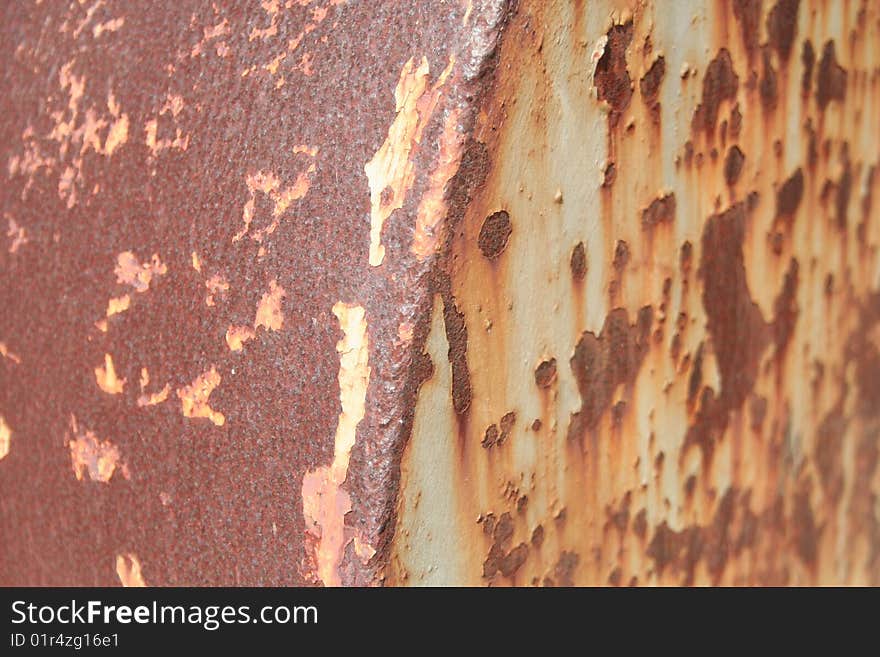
[366,56,455,266]
[301,302,370,586]
[95,353,125,395]
[177,367,225,427]
[114,252,167,293]
[67,416,127,483]
[0,416,11,460]
[115,553,146,587]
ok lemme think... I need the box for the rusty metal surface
[389,0,880,585]
[2,0,879,588]
[0,0,507,586]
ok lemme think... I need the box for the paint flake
[177,367,225,426]
[301,302,370,586]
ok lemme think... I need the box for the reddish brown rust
[477,209,513,259]
[594,20,635,129]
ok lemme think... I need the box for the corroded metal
[1,0,879,587]
[389,0,880,586]
[0,0,507,586]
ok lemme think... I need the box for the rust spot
[814,403,846,504]
[551,551,579,587]
[640,56,666,102]
[687,343,704,406]
[482,411,517,449]
[801,40,815,98]
[793,479,821,564]
[767,0,800,61]
[732,0,762,60]
[760,48,779,111]
[693,49,739,137]
[438,285,472,416]
[602,161,617,188]
[477,210,512,259]
[530,525,544,547]
[534,358,557,388]
[816,40,847,110]
[771,258,799,354]
[686,201,770,461]
[641,193,676,227]
[750,395,768,431]
[594,20,634,129]
[680,240,693,273]
[570,241,587,281]
[568,306,653,438]
[483,512,528,579]
[612,240,630,271]
[776,168,804,219]
[640,55,666,120]
[729,103,743,139]
[608,567,622,586]
[633,509,647,538]
[834,153,852,229]
[724,146,746,186]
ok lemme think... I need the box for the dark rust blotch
[693,49,739,137]
[570,241,587,281]
[816,40,847,109]
[724,145,746,186]
[641,193,676,228]
[767,0,800,61]
[535,358,557,389]
[478,210,513,259]
[594,20,634,129]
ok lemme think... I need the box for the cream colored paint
[301,302,371,586]
[388,297,479,585]
[391,0,880,585]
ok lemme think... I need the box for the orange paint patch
[116,554,147,587]
[249,0,280,41]
[205,274,229,306]
[0,342,21,365]
[225,279,285,351]
[177,367,225,426]
[137,369,170,407]
[365,56,455,266]
[226,325,256,351]
[103,93,129,155]
[234,152,317,243]
[6,217,28,253]
[191,251,202,272]
[106,294,130,317]
[412,107,465,260]
[67,416,128,483]
[397,321,415,343]
[0,416,11,460]
[93,16,125,39]
[301,302,370,586]
[95,353,125,394]
[114,252,167,293]
[255,279,286,330]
